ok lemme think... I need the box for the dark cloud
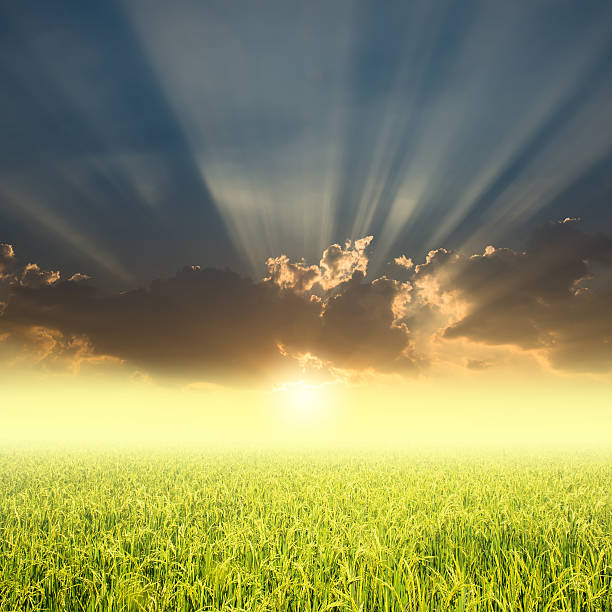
[0,242,415,382]
[317,272,415,371]
[2,220,612,381]
[1,266,315,382]
[414,219,612,371]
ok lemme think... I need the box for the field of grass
[0,451,610,611]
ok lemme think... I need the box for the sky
[1,0,612,447]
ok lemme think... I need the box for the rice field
[0,450,610,611]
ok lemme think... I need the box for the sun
[290,382,319,413]
[274,380,323,419]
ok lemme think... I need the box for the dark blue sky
[1,0,612,287]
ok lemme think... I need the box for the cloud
[0,243,15,278]
[413,219,612,372]
[265,236,374,293]
[0,243,416,382]
[317,271,416,371]
[466,359,492,371]
[1,266,316,381]
[19,263,61,288]
[264,255,320,293]
[0,321,121,374]
[2,220,612,381]
[1,243,65,288]
[319,236,373,290]
[393,254,413,269]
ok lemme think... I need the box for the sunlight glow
[275,380,324,420]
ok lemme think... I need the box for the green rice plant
[0,451,610,611]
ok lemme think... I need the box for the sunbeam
[113,0,612,277]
